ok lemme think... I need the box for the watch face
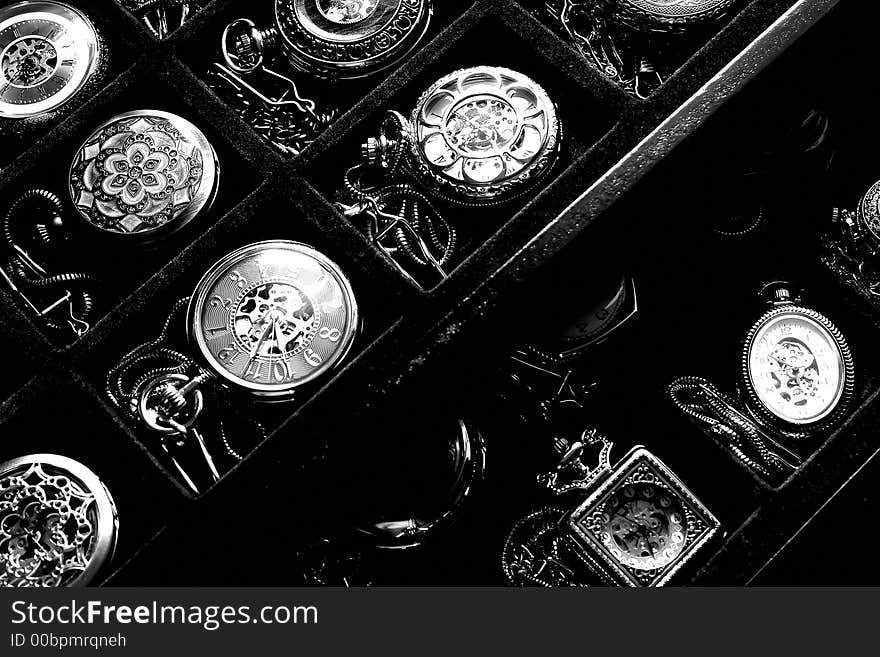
[409,66,560,203]
[746,310,847,426]
[0,454,118,587]
[555,276,637,359]
[600,482,686,570]
[69,110,219,241]
[0,1,100,119]
[277,0,431,78]
[567,447,720,586]
[188,241,359,400]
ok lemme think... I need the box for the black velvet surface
[0,0,851,585]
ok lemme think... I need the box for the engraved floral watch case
[741,287,855,437]
[408,66,561,204]
[188,240,360,401]
[857,179,880,247]
[68,110,219,242]
[565,446,721,587]
[0,454,118,587]
[224,0,432,79]
[0,1,102,119]
[609,0,740,34]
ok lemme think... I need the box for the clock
[68,110,220,242]
[740,283,854,437]
[222,0,432,78]
[0,454,118,587]
[609,0,740,34]
[0,1,101,119]
[187,240,360,401]
[564,446,720,586]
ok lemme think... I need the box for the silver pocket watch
[668,282,855,482]
[822,178,880,314]
[211,0,433,156]
[545,0,739,97]
[107,240,360,493]
[0,1,102,120]
[0,454,118,587]
[335,65,561,284]
[1,109,219,342]
[502,430,721,587]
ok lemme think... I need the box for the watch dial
[748,312,845,425]
[599,483,687,571]
[190,241,358,398]
[316,0,380,24]
[413,66,560,201]
[0,2,99,118]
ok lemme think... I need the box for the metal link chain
[666,376,801,480]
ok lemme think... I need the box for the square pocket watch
[564,446,720,587]
[502,433,721,587]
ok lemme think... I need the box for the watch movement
[0,454,118,587]
[0,1,101,119]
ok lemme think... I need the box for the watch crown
[361,136,382,164]
[759,280,799,305]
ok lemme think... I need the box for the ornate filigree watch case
[223,0,432,79]
[0,454,118,587]
[668,282,854,482]
[336,65,561,284]
[823,179,880,314]
[502,434,720,587]
[69,110,220,242]
[0,1,102,119]
[107,240,360,493]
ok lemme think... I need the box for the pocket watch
[222,0,432,79]
[502,431,721,587]
[69,109,220,242]
[212,1,433,156]
[0,454,118,587]
[106,240,360,493]
[544,0,738,97]
[822,178,880,313]
[0,1,102,119]
[336,66,561,284]
[668,282,854,481]
[297,418,486,585]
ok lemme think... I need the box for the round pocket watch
[545,0,738,97]
[823,178,880,310]
[502,431,721,587]
[222,0,432,79]
[0,454,118,587]
[69,109,220,242]
[668,282,854,482]
[107,240,360,493]
[336,66,560,284]
[0,1,102,120]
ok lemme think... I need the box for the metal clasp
[538,427,613,496]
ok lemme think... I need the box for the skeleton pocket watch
[822,178,880,315]
[545,0,739,97]
[0,1,103,120]
[335,65,561,285]
[668,282,855,483]
[0,454,118,587]
[107,240,360,493]
[502,430,721,587]
[211,0,433,156]
[1,109,219,343]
